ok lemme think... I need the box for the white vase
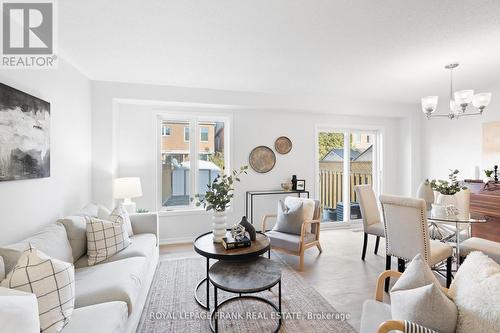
[436,194,457,207]
[417,181,434,210]
[212,211,227,243]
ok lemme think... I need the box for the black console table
[245,190,310,224]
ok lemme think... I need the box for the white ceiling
[59,0,500,104]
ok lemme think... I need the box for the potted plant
[430,169,467,206]
[193,166,248,243]
[484,169,494,183]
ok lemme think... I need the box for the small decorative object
[222,234,251,250]
[296,179,306,191]
[484,169,494,183]
[445,205,459,217]
[274,136,292,154]
[194,166,249,243]
[421,63,492,120]
[431,204,447,218]
[417,179,434,210]
[230,223,246,241]
[136,208,149,213]
[0,83,50,181]
[114,177,143,214]
[291,175,297,190]
[431,169,467,207]
[238,216,256,241]
[249,146,276,173]
[281,182,293,191]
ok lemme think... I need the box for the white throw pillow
[109,205,134,236]
[390,254,457,333]
[1,246,75,333]
[0,287,40,333]
[449,251,500,333]
[284,196,315,220]
[273,200,304,235]
[86,217,131,266]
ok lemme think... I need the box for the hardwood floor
[160,228,399,332]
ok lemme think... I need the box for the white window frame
[161,125,171,136]
[155,111,231,213]
[200,126,209,142]
[315,125,383,227]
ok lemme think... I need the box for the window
[317,128,380,223]
[161,125,171,136]
[160,116,229,210]
[200,127,209,142]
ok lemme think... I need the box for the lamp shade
[114,177,143,199]
[454,89,474,105]
[472,92,492,108]
[421,96,438,114]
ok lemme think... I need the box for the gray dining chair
[355,185,385,260]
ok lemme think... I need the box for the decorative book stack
[222,235,251,250]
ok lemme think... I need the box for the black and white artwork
[0,83,50,181]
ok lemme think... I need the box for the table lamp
[114,177,143,213]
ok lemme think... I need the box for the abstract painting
[482,121,500,170]
[0,83,50,181]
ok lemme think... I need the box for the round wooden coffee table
[193,231,271,310]
[209,257,282,333]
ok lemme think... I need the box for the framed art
[296,179,306,191]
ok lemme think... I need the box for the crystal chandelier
[421,63,492,119]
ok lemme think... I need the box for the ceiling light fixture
[421,63,492,119]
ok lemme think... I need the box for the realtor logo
[1,0,57,68]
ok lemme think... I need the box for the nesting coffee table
[209,257,282,333]
[193,231,271,310]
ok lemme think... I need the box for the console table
[245,190,310,224]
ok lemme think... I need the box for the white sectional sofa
[0,208,159,333]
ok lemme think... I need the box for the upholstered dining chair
[380,195,454,291]
[355,185,385,260]
[261,197,322,271]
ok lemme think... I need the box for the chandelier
[421,63,492,119]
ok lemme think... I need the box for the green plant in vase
[193,165,248,242]
[431,169,467,206]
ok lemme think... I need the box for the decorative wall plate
[274,136,292,154]
[249,146,276,173]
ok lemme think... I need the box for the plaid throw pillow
[1,245,75,333]
[86,217,131,266]
[109,204,134,236]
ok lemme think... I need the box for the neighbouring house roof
[321,145,372,162]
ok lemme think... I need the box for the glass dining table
[427,212,488,268]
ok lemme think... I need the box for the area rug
[137,254,356,332]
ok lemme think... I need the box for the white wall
[93,80,416,243]
[0,59,92,245]
[422,84,500,181]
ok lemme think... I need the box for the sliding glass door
[317,128,380,223]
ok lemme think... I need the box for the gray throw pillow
[272,200,304,235]
[391,254,457,333]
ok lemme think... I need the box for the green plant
[484,169,494,177]
[193,166,248,212]
[430,169,467,195]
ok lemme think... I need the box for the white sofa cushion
[86,217,131,266]
[74,203,111,219]
[109,205,134,237]
[450,251,500,333]
[61,302,128,333]
[58,216,88,262]
[1,246,75,333]
[74,257,147,315]
[359,300,392,333]
[0,287,40,333]
[0,223,73,274]
[391,254,457,333]
[74,233,156,269]
[459,237,500,264]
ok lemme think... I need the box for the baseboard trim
[160,236,195,245]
